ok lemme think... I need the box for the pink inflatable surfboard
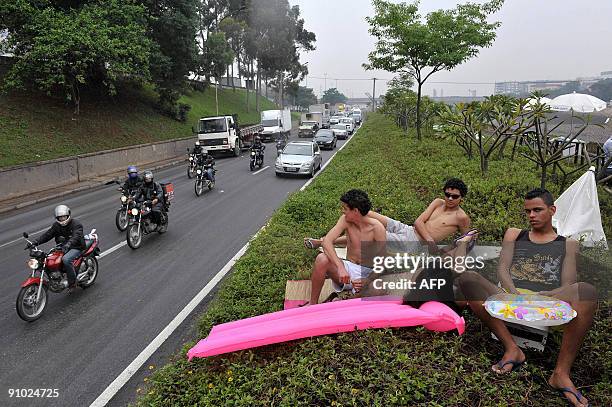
[187,298,464,360]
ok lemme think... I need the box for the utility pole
[324,72,328,93]
[372,78,377,111]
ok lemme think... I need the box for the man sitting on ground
[458,188,597,407]
[305,178,473,255]
[308,189,386,305]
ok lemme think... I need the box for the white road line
[0,228,47,249]
[99,241,127,258]
[253,165,269,175]
[89,229,261,407]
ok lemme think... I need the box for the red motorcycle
[17,229,101,322]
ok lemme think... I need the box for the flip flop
[552,387,590,407]
[493,359,525,374]
[304,238,318,250]
[454,229,479,252]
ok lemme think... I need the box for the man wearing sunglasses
[26,204,85,292]
[305,178,473,255]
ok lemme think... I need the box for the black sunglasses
[444,192,461,200]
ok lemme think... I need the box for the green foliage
[364,0,504,140]
[136,113,611,406]
[1,0,152,115]
[589,78,612,103]
[321,87,348,105]
[0,86,276,167]
[294,86,317,108]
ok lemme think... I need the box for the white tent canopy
[549,92,607,113]
[552,167,608,248]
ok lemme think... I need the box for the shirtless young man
[308,189,387,305]
[305,178,473,255]
[458,188,597,407]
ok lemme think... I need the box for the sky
[290,0,612,99]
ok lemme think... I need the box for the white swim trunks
[332,260,374,293]
[385,217,427,255]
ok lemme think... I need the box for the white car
[331,124,348,140]
[275,141,322,178]
[339,117,355,135]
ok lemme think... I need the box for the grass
[136,113,611,406]
[0,85,277,168]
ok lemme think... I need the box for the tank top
[509,229,566,291]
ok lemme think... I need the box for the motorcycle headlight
[120,195,127,203]
[27,259,39,270]
[189,156,194,161]
[196,169,202,174]
[251,151,256,156]
[131,208,139,216]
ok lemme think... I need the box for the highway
[0,129,354,407]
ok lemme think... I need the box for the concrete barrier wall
[0,137,193,201]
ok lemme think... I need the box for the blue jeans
[206,168,215,182]
[62,249,82,286]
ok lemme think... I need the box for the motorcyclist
[26,205,85,291]
[251,135,265,161]
[135,170,164,227]
[122,165,142,195]
[192,141,205,157]
[196,150,216,183]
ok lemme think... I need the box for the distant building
[494,81,528,96]
[600,70,612,79]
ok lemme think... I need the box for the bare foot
[491,346,526,374]
[549,372,589,407]
[304,238,322,250]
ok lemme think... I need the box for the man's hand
[352,279,365,292]
[24,241,35,250]
[337,265,350,285]
[152,198,158,205]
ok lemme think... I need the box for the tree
[540,81,582,98]
[589,78,612,103]
[295,86,317,108]
[321,88,347,104]
[364,0,504,140]
[1,0,152,115]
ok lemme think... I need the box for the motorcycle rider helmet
[195,141,200,147]
[255,136,261,143]
[54,204,71,226]
[143,170,154,184]
[127,165,138,179]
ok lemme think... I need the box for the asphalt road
[0,128,354,407]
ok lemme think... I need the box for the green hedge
[136,114,611,406]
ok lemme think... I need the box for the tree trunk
[416,81,423,140]
[265,77,268,99]
[540,164,547,189]
[70,79,80,116]
[256,62,261,112]
[231,63,235,92]
[246,59,250,113]
[237,52,242,87]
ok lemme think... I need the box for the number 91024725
[8,389,59,398]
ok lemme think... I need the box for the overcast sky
[290,0,612,99]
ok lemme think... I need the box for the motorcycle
[194,164,215,196]
[17,230,100,322]
[126,199,169,249]
[250,148,264,171]
[276,134,288,157]
[115,187,137,232]
[186,149,197,179]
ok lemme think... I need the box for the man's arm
[560,239,578,287]
[34,225,56,246]
[497,228,521,294]
[414,198,444,252]
[458,212,472,235]
[322,216,350,284]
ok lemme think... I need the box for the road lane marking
[99,241,127,258]
[89,229,261,407]
[253,166,269,175]
[0,228,47,249]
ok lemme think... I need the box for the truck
[309,104,330,129]
[260,109,292,142]
[194,115,263,156]
[298,112,322,138]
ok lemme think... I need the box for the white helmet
[54,205,71,226]
[195,141,200,146]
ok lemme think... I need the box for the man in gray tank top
[457,188,597,407]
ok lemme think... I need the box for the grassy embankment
[0,86,277,168]
[136,113,611,406]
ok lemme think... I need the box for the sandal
[304,238,320,250]
[552,386,590,407]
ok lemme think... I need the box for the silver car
[275,141,322,178]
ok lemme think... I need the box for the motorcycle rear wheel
[195,180,204,196]
[250,160,255,171]
[79,257,99,288]
[16,284,48,322]
[115,209,128,232]
[126,224,143,249]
